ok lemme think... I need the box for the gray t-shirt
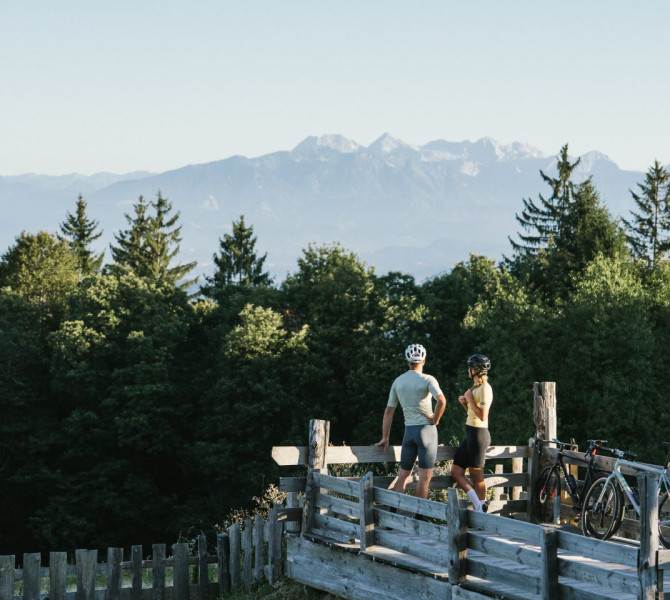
[387,369,444,426]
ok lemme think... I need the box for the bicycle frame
[594,458,670,516]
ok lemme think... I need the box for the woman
[450,354,492,511]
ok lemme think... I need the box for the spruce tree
[59,194,104,274]
[110,192,197,289]
[204,215,271,291]
[621,160,670,269]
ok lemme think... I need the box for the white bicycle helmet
[405,343,426,363]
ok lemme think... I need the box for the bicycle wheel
[581,476,623,539]
[533,466,560,523]
[659,491,670,548]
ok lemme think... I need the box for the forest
[1,145,670,555]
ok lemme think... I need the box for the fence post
[216,533,231,596]
[227,524,241,591]
[172,542,190,600]
[447,488,467,583]
[75,549,97,600]
[50,552,67,600]
[301,419,330,536]
[131,545,142,600]
[152,543,166,600]
[527,437,540,522]
[253,514,264,582]
[638,471,659,599]
[106,548,123,600]
[242,520,253,591]
[540,528,559,599]
[512,457,523,501]
[533,382,557,441]
[359,471,375,550]
[23,553,40,600]
[0,556,14,600]
[198,534,209,600]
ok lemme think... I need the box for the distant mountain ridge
[0,135,651,282]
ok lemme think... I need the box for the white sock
[466,489,481,510]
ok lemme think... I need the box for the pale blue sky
[2,1,669,175]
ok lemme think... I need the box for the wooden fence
[0,505,295,600]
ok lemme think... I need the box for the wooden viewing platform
[273,384,670,600]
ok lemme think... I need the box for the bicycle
[580,442,670,547]
[532,438,610,523]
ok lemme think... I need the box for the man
[375,343,446,499]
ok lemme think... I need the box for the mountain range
[0,134,652,282]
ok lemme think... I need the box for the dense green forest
[1,146,670,555]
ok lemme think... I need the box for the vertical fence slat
[492,464,503,502]
[198,534,208,600]
[130,545,143,600]
[172,543,190,600]
[359,472,375,551]
[217,534,230,596]
[22,553,40,600]
[540,528,559,600]
[152,544,166,600]
[106,548,123,600]
[242,520,253,591]
[285,492,301,534]
[271,506,283,582]
[228,524,241,592]
[638,471,659,599]
[0,556,14,600]
[76,549,98,600]
[512,456,523,501]
[447,488,466,583]
[253,514,264,582]
[50,552,67,600]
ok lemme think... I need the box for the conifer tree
[59,194,104,274]
[204,215,271,291]
[508,144,581,259]
[110,192,197,289]
[621,160,670,269]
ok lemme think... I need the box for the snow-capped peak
[292,134,361,157]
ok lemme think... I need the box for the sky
[2,1,669,176]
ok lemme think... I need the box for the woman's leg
[450,464,473,493]
[469,467,486,501]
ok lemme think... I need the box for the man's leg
[391,468,412,493]
[416,467,434,499]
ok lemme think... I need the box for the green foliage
[204,214,272,292]
[60,194,104,274]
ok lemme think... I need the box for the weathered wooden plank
[639,471,659,599]
[106,548,123,600]
[313,472,360,496]
[271,505,283,582]
[197,534,209,600]
[556,529,638,565]
[374,529,449,568]
[227,524,241,591]
[0,555,13,600]
[23,553,40,600]
[284,492,301,533]
[75,549,97,600]
[467,554,541,595]
[557,577,638,600]
[657,548,670,570]
[216,533,230,596]
[315,492,358,518]
[447,488,467,584]
[285,536,450,600]
[375,507,450,543]
[253,514,264,582]
[273,444,529,465]
[313,513,359,541]
[152,543,166,600]
[540,528,559,600]
[49,551,67,600]
[242,520,253,591]
[373,487,449,521]
[172,543,190,600]
[557,555,639,596]
[131,545,142,600]
[359,472,375,550]
[466,531,542,568]
[467,510,544,544]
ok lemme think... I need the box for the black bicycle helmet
[467,354,491,374]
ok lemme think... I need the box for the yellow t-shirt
[465,381,493,428]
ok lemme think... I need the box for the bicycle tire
[575,469,609,510]
[533,466,560,523]
[659,491,670,549]
[581,476,623,539]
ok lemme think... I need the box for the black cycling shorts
[400,424,438,470]
[453,425,491,469]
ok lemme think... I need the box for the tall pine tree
[110,192,197,289]
[59,194,104,274]
[622,160,670,269]
[204,215,271,292]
